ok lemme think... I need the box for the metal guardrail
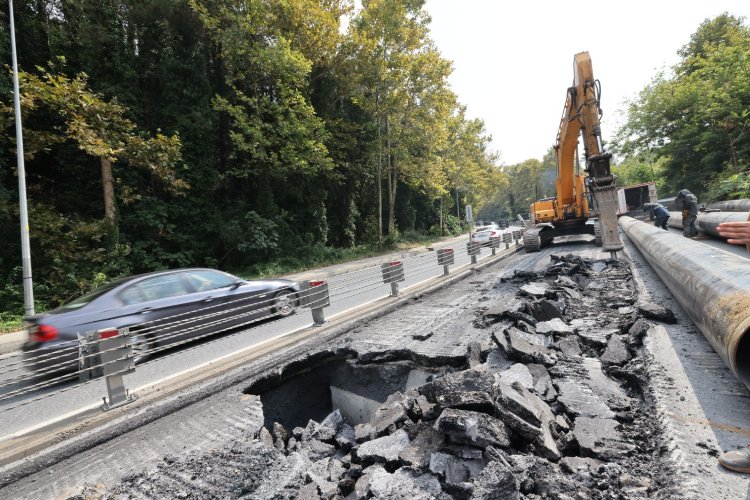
[1,229,524,412]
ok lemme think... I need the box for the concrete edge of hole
[0,246,523,485]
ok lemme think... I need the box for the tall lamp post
[9,0,34,316]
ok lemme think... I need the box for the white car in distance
[470,223,502,246]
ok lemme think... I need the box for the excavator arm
[525,52,623,254]
[569,52,622,252]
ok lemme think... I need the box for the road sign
[465,205,473,222]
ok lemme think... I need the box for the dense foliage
[613,13,750,202]
[0,0,505,317]
[478,148,556,223]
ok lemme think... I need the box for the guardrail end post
[382,262,405,296]
[103,374,132,410]
[437,248,454,276]
[311,307,326,326]
[301,280,330,326]
[96,328,136,410]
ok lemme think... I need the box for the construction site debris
[93,254,670,499]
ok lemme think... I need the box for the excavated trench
[89,254,682,500]
[247,356,447,430]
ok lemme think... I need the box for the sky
[424,0,750,166]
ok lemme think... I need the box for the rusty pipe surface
[708,199,750,212]
[620,216,750,389]
[667,211,747,238]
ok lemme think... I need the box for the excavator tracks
[523,229,542,252]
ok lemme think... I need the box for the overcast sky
[425,0,750,165]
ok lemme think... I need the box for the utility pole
[9,0,34,316]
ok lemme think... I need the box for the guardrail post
[502,232,512,249]
[382,261,405,297]
[489,236,501,255]
[437,248,455,276]
[466,241,480,264]
[94,328,136,410]
[300,280,331,326]
[512,229,522,245]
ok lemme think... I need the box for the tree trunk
[385,116,396,235]
[100,156,116,223]
[377,113,383,243]
[388,168,397,235]
[440,197,443,236]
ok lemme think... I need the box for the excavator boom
[524,52,623,254]
[572,52,622,252]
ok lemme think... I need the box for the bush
[705,171,750,202]
[383,226,400,246]
[361,213,381,244]
[443,214,462,235]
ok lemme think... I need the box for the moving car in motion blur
[470,223,502,246]
[22,268,300,374]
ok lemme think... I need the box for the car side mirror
[230,281,242,290]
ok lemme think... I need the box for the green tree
[614,14,750,199]
[347,0,457,238]
[2,65,184,225]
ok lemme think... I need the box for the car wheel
[129,331,154,364]
[273,290,297,318]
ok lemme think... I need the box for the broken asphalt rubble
[99,254,680,499]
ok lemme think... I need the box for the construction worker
[676,189,698,237]
[642,202,670,230]
[715,215,750,472]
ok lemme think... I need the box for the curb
[0,332,25,355]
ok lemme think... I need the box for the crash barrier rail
[0,228,525,411]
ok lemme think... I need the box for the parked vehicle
[22,268,300,373]
[616,182,658,217]
[471,224,502,246]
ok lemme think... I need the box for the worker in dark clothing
[676,189,698,237]
[643,202,670,230]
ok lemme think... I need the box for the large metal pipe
[708,199,750,212]
[619,216,750,389]
[667,211,747,238]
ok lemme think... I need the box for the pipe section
[667,211,747,238]
[619,216,750,389]
[708,199,750,212]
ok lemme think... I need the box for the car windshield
[475,226,495,232]
[58,281,123,310]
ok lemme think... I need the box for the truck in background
[616,182,657,217]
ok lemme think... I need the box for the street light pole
[9,0,34,316]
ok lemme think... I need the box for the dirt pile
[86,254,679,499]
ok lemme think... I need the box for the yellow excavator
[522,52,623,256]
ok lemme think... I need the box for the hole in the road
[245,355,444,430]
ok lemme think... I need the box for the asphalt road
[0,232,523,439]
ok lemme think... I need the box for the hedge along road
[0,232,524,440]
